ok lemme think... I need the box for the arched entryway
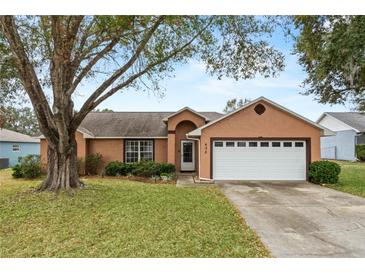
[175,120,198,172]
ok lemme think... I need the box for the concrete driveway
[218,181,365,257]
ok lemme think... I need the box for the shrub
[156,163,175,175]
[309,161,341,184]
[356,144,365,161]
[85,153,103,175]
[12,164,23,178]
[12,154,41,179]
[105,161,135,176]
[104,160,176,178]
[131,161,159,177]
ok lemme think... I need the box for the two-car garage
[186,97,330,181]
[212,140,307,181]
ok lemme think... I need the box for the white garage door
[213,140,307,181]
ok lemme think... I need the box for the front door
[181,140,195,171]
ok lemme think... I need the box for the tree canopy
[223,98,250,113]
[0,16,285,190]
[294,16,365,111]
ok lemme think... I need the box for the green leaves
[294,16,365,110]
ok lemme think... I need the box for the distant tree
[223,98,250,113]
[94,108,114,112]
[0,16,284,191]
[0,106,40,136]
[294,16,365,111]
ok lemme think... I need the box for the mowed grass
[0,169,269,258]
[326,161,365,198]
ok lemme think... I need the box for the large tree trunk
[38,132,81,191]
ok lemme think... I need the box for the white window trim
[12,144,20,152]
[125,140,154,163]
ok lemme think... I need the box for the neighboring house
[0,128,40,168]
[40,97,331,181]
[317,112,365,161]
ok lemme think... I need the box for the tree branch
[72,16,165,127]
[72,17,213,128]
[0,16,57,143]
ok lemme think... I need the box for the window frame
[272,141,281,147]
[283,142,293,148]
[226,141,235,147]
[214,141,224,147]
[248,141,258,147]
[124,139,154,163]
[237,141,246,147]
[12,144,20,152]
[295,141,304,147]
[260,141,269,147]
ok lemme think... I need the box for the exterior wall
[321,130,357,161]
[154,139,168,163]
[88,139,123,168]
[319,115,355,131]
[166,110,205,169]
[0,141,40,167]
[199,100,322,179]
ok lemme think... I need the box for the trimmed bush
[104,161,176,178]
[12,154,41,179]
[308,160,341,184]
[156,163,175,175]
[105,161,135,176]
[131,161,159,177]
[356,144,365,161]
[85,153,103,175]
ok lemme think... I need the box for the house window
[226,141,235,147]
[12,144,20,152]
[214,142,223,147]
[249,142,258,147]
[260,142,269,147]
[295,142,304,147]
[125,140,153,163]
[237,141,246,147]
[283,142,292,147]
[272,142,281,147]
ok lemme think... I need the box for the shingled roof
[325,112,365,132]
[0,128,40,143]
[80,111,223,137]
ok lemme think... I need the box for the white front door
[181,140,195,171]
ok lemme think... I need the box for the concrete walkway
[176,174,196,187]
[218,181,365,257]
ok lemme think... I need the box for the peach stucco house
[40,97,332,181]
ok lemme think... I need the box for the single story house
[0,128,40,168]
[40,97,332,181]
[317,112,365,161]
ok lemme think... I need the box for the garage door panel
[213,140,306,181]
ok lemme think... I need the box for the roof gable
[162,107,210,122]
[188,97,334,137]
[317,112,365,132]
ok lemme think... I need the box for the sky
[73,27,350,122]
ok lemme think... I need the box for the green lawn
[326,161,365,198]
[0,169,269,258]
